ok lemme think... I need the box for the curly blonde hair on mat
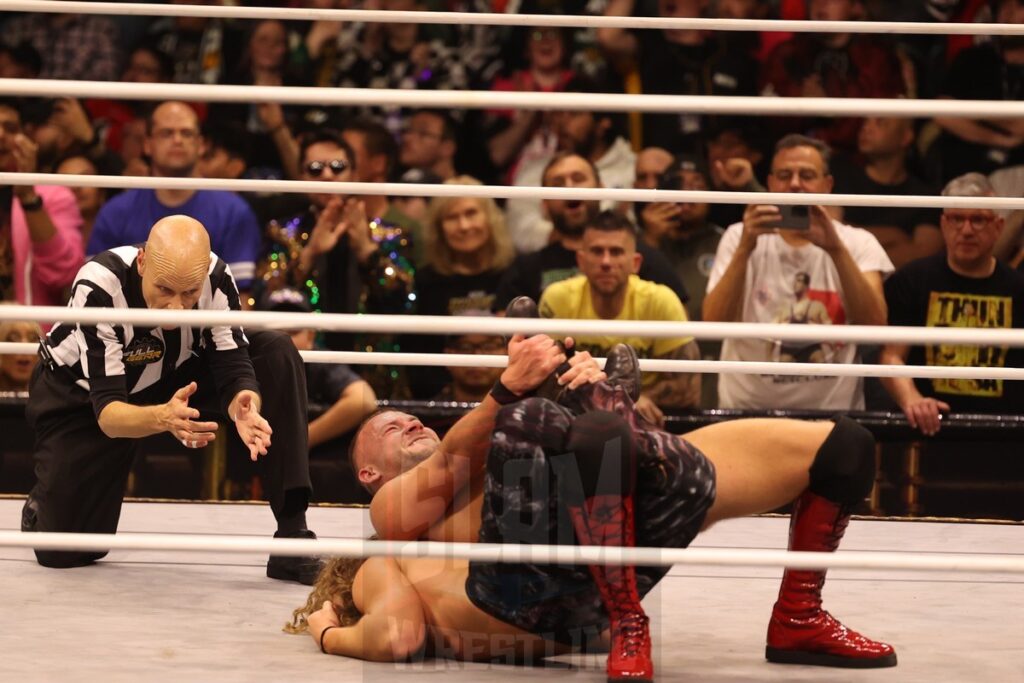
[283,554,369,634]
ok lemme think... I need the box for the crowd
[2,0,1024,455]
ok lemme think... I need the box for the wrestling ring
[1,2,1023,681]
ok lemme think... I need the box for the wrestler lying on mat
[288,299,896,679]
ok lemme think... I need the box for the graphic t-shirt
[707,221,893,410]
[884,253,1024,413]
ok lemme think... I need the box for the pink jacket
[10,185,84,306]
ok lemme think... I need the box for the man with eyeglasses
[87,101,262,302]
[399,110,458,182]
[704,134,892,411]
[880,172,1024,436]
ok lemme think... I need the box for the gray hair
[774,134,832,174]
[941,172,995,197]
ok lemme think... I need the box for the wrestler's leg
[561,412,652,683]
[685,416,895,668]
[687,418,830,527]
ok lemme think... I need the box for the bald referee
[21,215,321,585]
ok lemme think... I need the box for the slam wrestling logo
[925,291,1011,397]
[122,334,165,366]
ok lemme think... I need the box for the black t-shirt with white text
[884,253,1024,413]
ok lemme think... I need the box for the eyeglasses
[944,213,994,230]
[305,159,349,177]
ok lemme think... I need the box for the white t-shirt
[706,220,894,410]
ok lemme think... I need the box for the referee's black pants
[21,330,313,568]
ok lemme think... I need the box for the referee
[21,215,321,585]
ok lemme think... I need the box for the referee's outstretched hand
[164,382,219,450]
[231,390,273,462]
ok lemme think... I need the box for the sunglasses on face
[305,159,349,177]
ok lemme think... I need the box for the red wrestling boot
[568,493,653,682]
[766,491,897,668]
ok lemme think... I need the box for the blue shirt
[88,189,261,289]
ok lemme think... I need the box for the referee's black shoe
[267,529,323,585]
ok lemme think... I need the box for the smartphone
[773,204,810,230]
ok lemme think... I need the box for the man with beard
[505,76,636,254]
[494,152,686,310]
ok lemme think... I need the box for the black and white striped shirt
[45,246,259,418]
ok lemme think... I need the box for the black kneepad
[808,415,876,505]
[562,411,636,502]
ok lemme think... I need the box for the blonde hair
[424,176,514,276]
[284,555,368,634]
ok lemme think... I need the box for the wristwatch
[19,194,44,212]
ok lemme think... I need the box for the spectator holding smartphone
[703,134,893,410]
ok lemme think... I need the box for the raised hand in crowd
[713,157,756,190]
[640,202,683,247]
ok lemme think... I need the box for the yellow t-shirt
[539,275,690,371]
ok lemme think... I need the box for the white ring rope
[1,342,1021,382]
[7,1,1024,37]
[1,78,1021,119]
[1,530,1021,574]
[4,307,1024,348]
[3,172,1023,211]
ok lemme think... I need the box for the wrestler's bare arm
[311,557,427,662]
[370,335,567,539]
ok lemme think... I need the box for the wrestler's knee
[495,397,573,453]
[809,415,876,505]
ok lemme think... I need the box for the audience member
[539,210,700,425]
[54,156,106,247]
[258,287,378,449]
[146,7,237,84]
[1,12,122,81]
[208,19,308,180]
[486,25,575,180]
[406,178,515,398]
[638,154,724,323]
[435,334,506,403]
[340,117,422,260]
[880,172,1024,435]
[495,152,688,309]
[760,0,907,153]
[598,0,758,150]
[833,117,942,268]
[933,0,1024,181]
[18,97,121,175]
[85,46,173,168]
[0,99,84,309]
[392,167,442,226]
[399,110,459,182]
[87,102,262,297]
[328,0,470,133]
[705,121,769,227]
[0,305,41,392]
[0,42,41,79]
[506,76,636,253]
[704,134,893,410]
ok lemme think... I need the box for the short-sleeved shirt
[539,274,689,389]
[494,241,688,311]
[884,253,1024,413]
[306,362,363,408]
[707,221,894,410]
[831,160,940,236]
[44,246,257,419]
[88,189,262,289]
